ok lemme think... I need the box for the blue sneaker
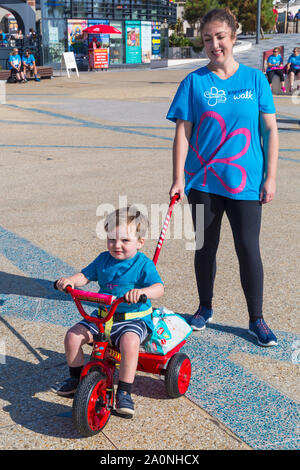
[116,390,134,417]
[248,318,277,347]
[51,376,79,397]
[190,305,213,331]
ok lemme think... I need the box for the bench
[0,66,53,82]
[262,46,290,94]
[35,66,53,79]
[0,69,10,80]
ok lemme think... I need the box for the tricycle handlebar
[53,280,147,327]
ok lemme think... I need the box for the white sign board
[62,52,79,78]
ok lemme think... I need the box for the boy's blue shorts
[78,317,149,349]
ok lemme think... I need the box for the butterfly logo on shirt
[186,111,251,195]
[106,283,119,290]
[204,87,227,106]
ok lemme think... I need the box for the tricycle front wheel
[72,370,113,436]
[165,352,191,398]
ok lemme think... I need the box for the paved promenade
[0,34,299,451]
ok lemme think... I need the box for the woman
[266,47,286,93]
[286,47,300,92]
[8,48,26,83]
[167,8,278,347]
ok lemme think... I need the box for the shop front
[40,0,176,68]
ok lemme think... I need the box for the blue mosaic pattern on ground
[182,329,300,450]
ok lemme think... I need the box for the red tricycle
[55,195,192,437]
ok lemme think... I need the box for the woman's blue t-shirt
[166,64,276,200]
[288,54,300,69]
[266,54,283,71]
[8,54,21,69]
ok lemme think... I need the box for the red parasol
[82,24,121,35]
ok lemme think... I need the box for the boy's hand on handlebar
[124,289,146,304]
[56,277,74,292]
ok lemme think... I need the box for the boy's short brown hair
[104,206,148,238]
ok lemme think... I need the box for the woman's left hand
[260,177,276,204]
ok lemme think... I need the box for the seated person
[22,49,40,81]
[8,48,26,83]
[266,47,286,93]
[286,47,300,92]
[14,29,23,40]
[0,30,8,46]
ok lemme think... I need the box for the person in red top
[272,7,278,33]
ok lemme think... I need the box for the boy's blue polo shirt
[81,251,163,329]
[166,64,275,200]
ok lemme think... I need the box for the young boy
[52,207,164,416]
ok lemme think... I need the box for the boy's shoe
[248,318,277,347]
[51,376,79,397]
[35,77,40,82]
[115,390,135,417]
[190,305,213,331]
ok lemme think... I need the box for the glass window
[141,0,147,21]
[93,1,105,17]
[109,21,123,64]
[104,0,114,20]
[41,0,69,19]
[41,18,67,65]
[72,0,87,18]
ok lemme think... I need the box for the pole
[256,0,262,44]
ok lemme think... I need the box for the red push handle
[152,193,180,266]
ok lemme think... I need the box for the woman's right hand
[169,181,185,202]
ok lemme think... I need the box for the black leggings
[188,189,263,322]
[289,65,300,76]
[267,69,285,84]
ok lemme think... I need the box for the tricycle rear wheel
[72,370,113,436]
[165,352,191,398]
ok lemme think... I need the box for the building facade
[40,0,177,66]
[0,0,36,34]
